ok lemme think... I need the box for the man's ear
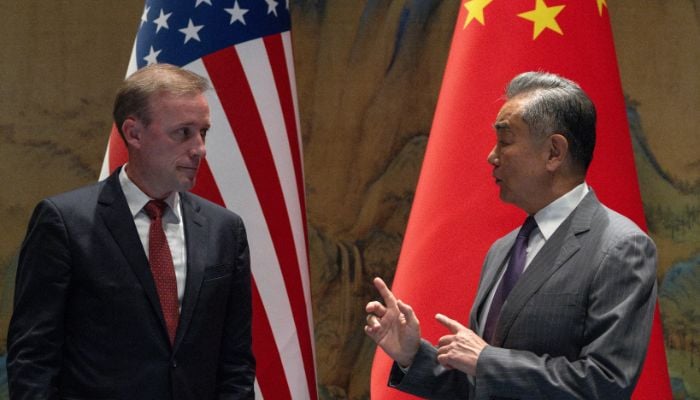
[546,133,569,172]
[121,117,142,149]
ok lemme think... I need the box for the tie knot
[518,216,538,239]
[144,200,168,220]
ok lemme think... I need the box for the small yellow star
[463,0,494,28]
[518,0,566,40]
[596,0,607,16]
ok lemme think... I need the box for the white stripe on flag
[253,379,264,400]
[235,39,314,364]
[280,32,314,355]
[235,40,309,301]
[185,58,309,398]
[282,31,303,169]
[99,144,111,180]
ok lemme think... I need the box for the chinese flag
[370,0,671,399]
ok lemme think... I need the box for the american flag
[99,1,317,399]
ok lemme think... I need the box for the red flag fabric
[371,0,671,398]
[99,2,316,399]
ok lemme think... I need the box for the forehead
[494,98,527,132]
[147,91,210,119]
[143,92,210,131]
[149,90,206,106]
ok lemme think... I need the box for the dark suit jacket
[389,192,657,399]
[7,169,255,400]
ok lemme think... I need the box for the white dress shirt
[477,182,590,335]
[119,167,187,308]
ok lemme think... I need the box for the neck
[525,175,584,215]
[124,164,171,200]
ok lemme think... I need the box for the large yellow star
[518,0,566,40]
[463,0,493,28]
[596,0,607,16]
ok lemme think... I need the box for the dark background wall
[1,1,698,398]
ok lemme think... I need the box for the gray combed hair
[506,71,596,173]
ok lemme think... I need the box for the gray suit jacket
[389,192,657,399]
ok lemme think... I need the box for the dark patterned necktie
[483,216,538,343]
[144,200,179,345]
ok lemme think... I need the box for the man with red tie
[8,64,255,399]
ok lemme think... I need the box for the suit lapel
[97,170,169,339]
[470,236,514,330]
[174,192,208,350]
[493,192,600,346]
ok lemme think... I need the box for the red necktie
[483,216,538,343]
[144,200,179,345]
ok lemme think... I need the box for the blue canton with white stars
[136,0,291,68]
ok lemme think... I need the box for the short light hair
[113,63,210,137]
[505,71,596,173]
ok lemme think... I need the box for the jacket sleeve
[217,217,256,399]
[7,200,72,400]
[474,231,658,400]
[388,339,472,399]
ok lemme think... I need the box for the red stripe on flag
[263,35,310,252]
[251,278,293,400]
[107,125,128,173]
[203,46,317,400]
[189,160,292,398]
[190,158,225,205]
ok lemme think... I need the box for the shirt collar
[118,165,181,222]
[532,182,589,240]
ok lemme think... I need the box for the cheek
[161,146,183,162]
[524,154,547,174]
[500,153,520,172]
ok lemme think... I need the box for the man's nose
[190,134,207,158]
[487,145,498,166]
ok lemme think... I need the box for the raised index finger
[372,277,397,308]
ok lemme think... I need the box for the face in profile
[487,97,552,213]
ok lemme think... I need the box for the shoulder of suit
[604,205,645,229]
[180,191,243,220]
[591,203,653,245]
[43,179,106,208]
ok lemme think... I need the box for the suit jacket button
[171,359,177,368]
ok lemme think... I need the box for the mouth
[178,166,199,174]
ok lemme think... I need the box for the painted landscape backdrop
[1,1,698,398]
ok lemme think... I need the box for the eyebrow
[493,121,509,132]
[176,122,211,130]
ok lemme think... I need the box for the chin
[499,194,521,209]
[176,175,197,190]
[171,182,194,194]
